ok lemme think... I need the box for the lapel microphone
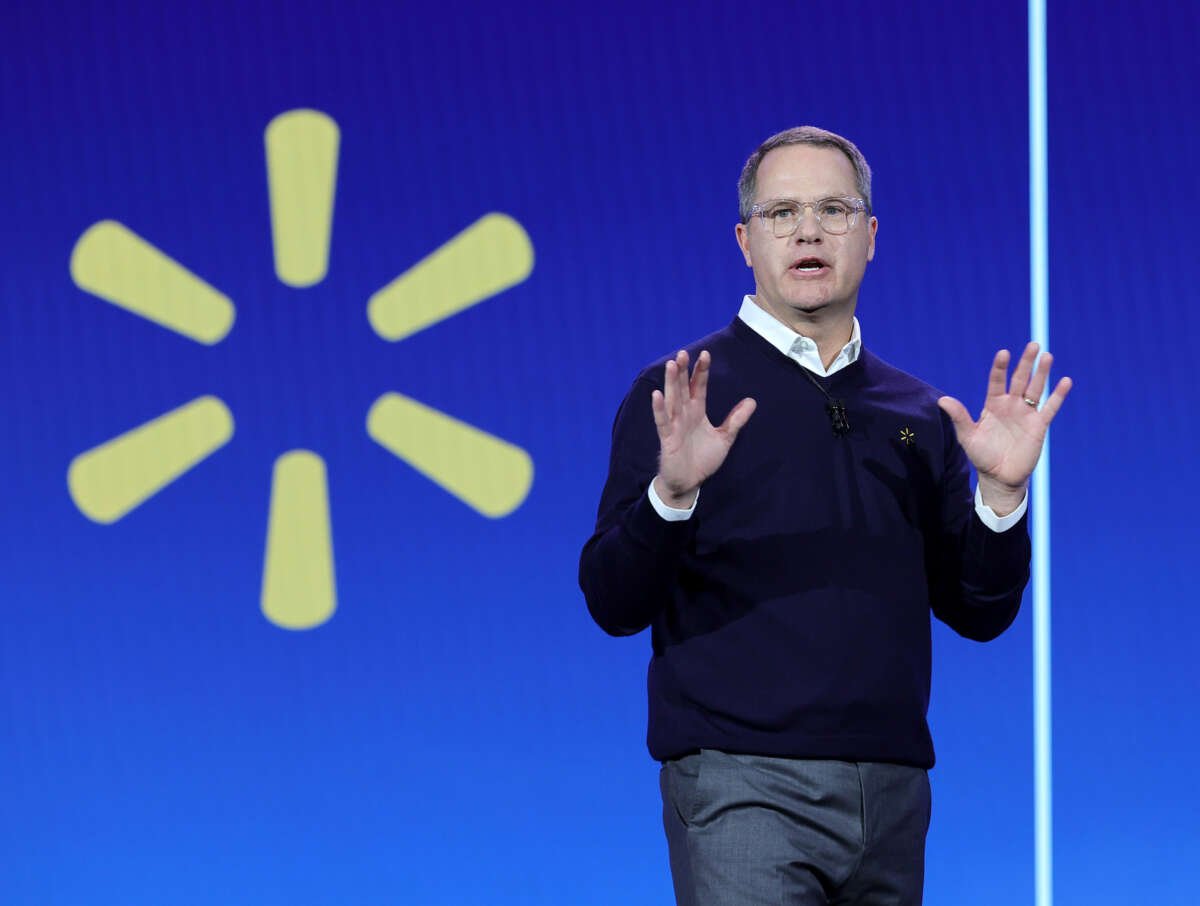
[825,399,850,437]
[799,367,850,437]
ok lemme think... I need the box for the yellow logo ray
[367,213,534,341]
[261,451,337,630]
[67,396,235,524]
[265,109,340,288]
[70,221,236,344]
[366,392,533,517]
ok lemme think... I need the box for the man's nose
[795,209,823,242]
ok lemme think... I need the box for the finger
[664,350,687,418]
[1009,341,1039,397]
[1039,376,1073,422]
[937,395,975,439]
[719,397,757,441]
[674,349,690,411]
[1025,351,1053,402]
[662,358,677,420]
[691,349,711,402]
[986,349,1010,400]
[651,388,667,431]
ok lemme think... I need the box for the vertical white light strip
[1029,1,1053,905]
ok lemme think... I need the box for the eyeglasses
[748,197,868,237]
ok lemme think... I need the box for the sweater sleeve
[927,408,1032,642]
[578,376,694,636]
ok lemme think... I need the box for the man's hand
[938,342,1073,516]
[651,350,757,509]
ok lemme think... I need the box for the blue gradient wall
[2,1,1196,903]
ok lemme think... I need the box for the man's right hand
[650,349,757,509]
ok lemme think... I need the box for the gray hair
[737,126,873,222]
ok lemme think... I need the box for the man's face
[735,144,878,326]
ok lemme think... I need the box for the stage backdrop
[2,2,1196,903]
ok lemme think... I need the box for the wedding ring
[1023,397,1038,407]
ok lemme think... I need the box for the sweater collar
[737,296,862,378]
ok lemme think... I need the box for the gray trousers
[660,750,930,906]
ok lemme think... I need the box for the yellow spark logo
[66,109,535,630]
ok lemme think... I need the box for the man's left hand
[938,342,1073,516]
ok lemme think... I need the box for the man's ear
[735,222,753,267]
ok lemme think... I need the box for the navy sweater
[579,318,1030,767]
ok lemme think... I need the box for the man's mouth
[791,257,829,274]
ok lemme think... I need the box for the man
[578,126,1071,905]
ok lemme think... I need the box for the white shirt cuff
[647,481,699,521]
[974,485,1028,532]
[650,483,1022,529]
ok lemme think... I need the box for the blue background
[2,1,1196,903]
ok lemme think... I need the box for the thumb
[937,395,974,439]
[720,397,757,442]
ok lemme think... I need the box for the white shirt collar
[737,296,862,377]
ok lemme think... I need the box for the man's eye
[822,202,850,216]
[768,206,797,220]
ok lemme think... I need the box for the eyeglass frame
[747,196,869,237]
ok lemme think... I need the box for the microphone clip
[826,400,850,437]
